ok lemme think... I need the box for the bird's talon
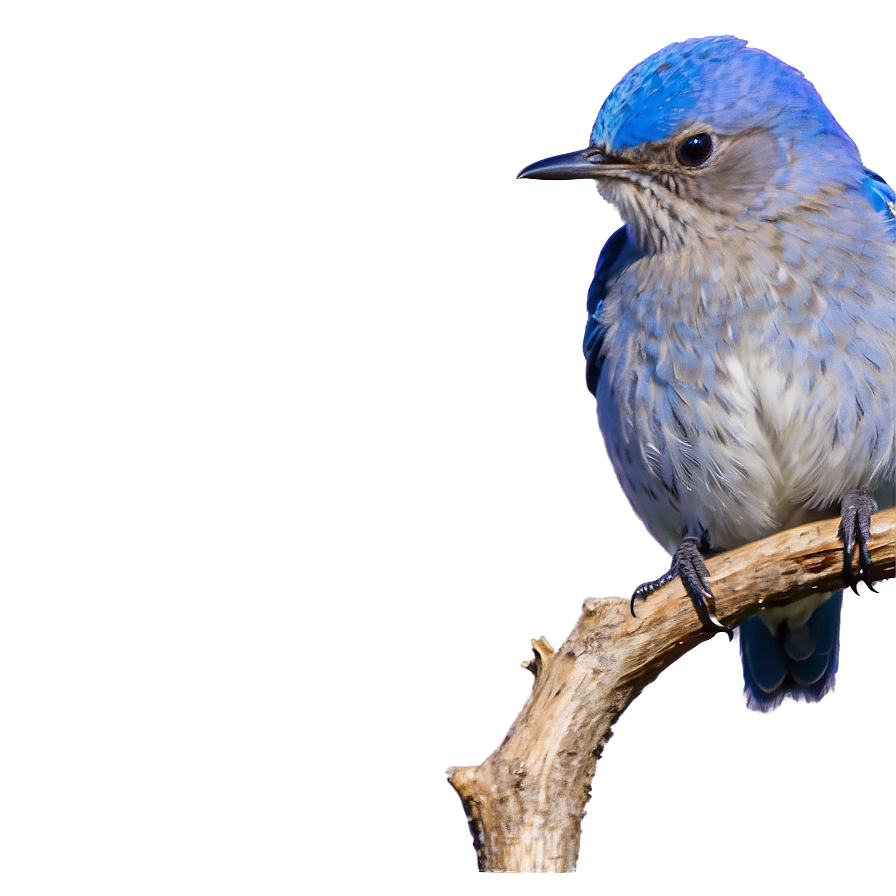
[631,537,729,638]
[859,541,874,585]
[709,617,735,641]
[630,582,652,617]
[839,489,879,592]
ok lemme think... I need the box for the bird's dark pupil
[678,133,712,167]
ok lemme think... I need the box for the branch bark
[447,509,895,873]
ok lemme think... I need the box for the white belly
[596,343,894,553]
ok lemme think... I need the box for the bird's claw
[838,490,878,593]
[631,536,733,640]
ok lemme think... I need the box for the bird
[518,36,895,711]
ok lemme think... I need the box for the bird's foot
[838,490,878,593]
[631,536,733,640]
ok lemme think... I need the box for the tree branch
[447,509,895,873]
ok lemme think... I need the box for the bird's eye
[676,133,714,168]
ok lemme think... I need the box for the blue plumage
[520,37,895,711]
[584,225,630,395]
[863,167,896,236]
[740,592,843,711]
[589,36,854,157]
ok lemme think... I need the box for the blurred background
[1,2,892,891]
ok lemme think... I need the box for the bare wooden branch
[447,509,895,873]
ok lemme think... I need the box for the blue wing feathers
[862,166,895,239]
[584,225,630,395]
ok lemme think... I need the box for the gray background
[2,2,892,891]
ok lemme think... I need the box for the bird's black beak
[517,148,620,180]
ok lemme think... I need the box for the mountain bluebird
[518,36,895,710]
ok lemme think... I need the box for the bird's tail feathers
[739,592,842,712]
